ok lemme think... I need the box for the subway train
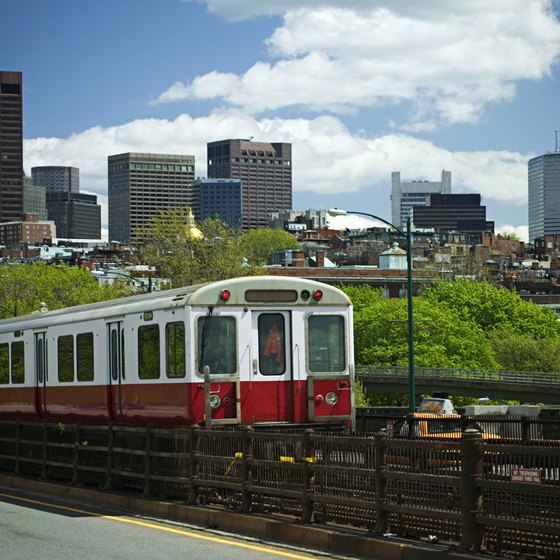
[0,276,354,428]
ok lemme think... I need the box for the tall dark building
[32,166,80,193]
[0,71,24,223]
[192,178,243,229]
[46,192,101,239]
[528,151,560,243]
[108,152,195,244]
[412,193,494,242]
[207,139,292,230]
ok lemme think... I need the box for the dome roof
[185,208,203,240]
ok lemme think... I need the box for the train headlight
[220,289,231,301]
[209,394,221,409]
[312,289,323,301]
[325,392,339,406]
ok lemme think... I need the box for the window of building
[138,324,160,379]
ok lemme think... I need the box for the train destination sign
[511,468,542,484]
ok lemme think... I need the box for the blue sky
[3,0,560,240]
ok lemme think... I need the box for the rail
[356,365,560,386]
[0,419,559,557]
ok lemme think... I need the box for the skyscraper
[32,166,80,193]
[528,151,560,243]
[0,71,23,223]
[108,152,195,244]
[391,170,452,228]
[46,192,101,239]
[207,139,292,230]
[191,178,243,229]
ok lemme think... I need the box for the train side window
[0,343,8,384]
[58,335,74,382]
[197,316,236,375]
[166,321,185,378]
[77,332,94,382]
[258,314,286,375]
[308,315,345,373]
[110,330,118,381]
[138,324,160,379]
[11,341,24,384]
[121,329,125,380]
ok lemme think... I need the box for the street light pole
[329,209,416,412]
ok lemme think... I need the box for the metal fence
[0,419,559,558]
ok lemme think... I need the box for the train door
[197,312,240,426]
[107,321,124,422]
[34,332,48,418]
[251,311,293,423]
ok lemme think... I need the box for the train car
[0,276,354,429]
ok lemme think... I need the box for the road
[0,487,357,560]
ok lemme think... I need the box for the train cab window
[166,321,185,378]
[197,316,236,375]
[138,324,160,379]
[58,335,74,382]
[307,315,345,373]
[0,343,8,384]
[258,314,286,375]
[11,341,24,383]
[77,333,94,382]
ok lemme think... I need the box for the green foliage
[423,278,560,339]
[488,328,560,373]
[138,209,263,287]
[344,279,560,383]
[238,228,301,265]
[0,262,124,318]
[343,286,498,370]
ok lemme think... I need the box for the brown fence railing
[0,419,559,557]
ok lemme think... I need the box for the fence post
[301,429,314,524]
[458,429,483,552]
[105,423,114,490]
[72,422,81,485]
[374,431,388,534]
[143,426,152,497]
[41,420,48,480]
[188,425,200,505]
[521,416,530,445]
[14,420,20,475]
[240,426,253,513]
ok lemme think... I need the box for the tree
[488,329,560,373]
[423,278,560,339]
[0,262,125,318]
[342,286,498,369]
[238,228,301,265]
[138,209,262,288]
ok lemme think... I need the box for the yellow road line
[0,491,318,560]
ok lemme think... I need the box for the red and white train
[0,276,354,429]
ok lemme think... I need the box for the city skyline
[3,0,560,241]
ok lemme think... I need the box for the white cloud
[24,111,531,240]
[169,2,560,129]
[496,224,529,243]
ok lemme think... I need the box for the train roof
[0,276,351,333]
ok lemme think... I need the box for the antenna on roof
[556,130,559,153]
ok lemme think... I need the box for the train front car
[189,277,355,430]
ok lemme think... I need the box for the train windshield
[197,316,236,375]
[307,315,346,373]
